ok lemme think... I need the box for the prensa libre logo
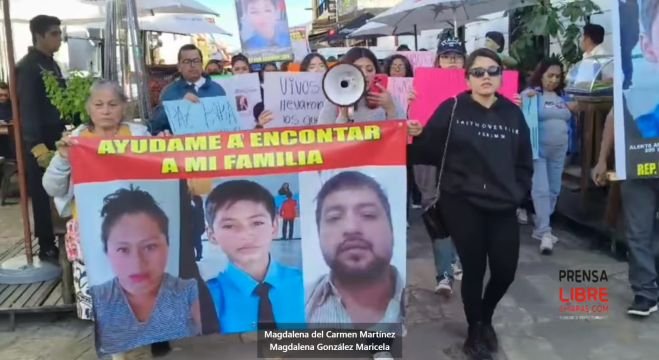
[558,269,609,320]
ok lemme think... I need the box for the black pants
[282,219,294,240]
[179,182,219,334]
[0,135,12,158]
[193,236,203,260]
[439,192,520,325]
[406,164,421,205]
[25,152,55,251]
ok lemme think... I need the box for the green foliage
[42,71,96,124]
[510,0,601,73]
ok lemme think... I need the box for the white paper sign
[387,77,413,117]
[212,73,262,129]
[263,72,326,128]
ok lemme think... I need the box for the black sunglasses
[468,66,502,78]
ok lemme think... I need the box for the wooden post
[2,0,35,264]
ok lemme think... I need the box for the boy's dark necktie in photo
[256,282,277,330]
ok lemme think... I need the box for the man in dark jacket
[149,44,227,135]
[16,15,65,262]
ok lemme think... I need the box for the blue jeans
[531,141,568,237]
[621,179,659,301]
[432,237,457,281]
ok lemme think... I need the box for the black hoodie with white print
[412,91,533,211]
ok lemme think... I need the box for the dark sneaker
[463,323,493,360]
[38,247,59,264]
[627,296,658,317]
[151,341,172,357]
[481,323,498,352]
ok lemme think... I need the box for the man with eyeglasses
[149,43,229,357]
[150,44,227,135]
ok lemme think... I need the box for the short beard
[329,256,390,284]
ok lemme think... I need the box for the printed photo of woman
[90,186,201,356]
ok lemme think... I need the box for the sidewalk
[162,218,657,360]
[0,204,657,359]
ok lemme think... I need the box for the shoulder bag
[420,98,458,239]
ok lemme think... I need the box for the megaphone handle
[347,107,355,123]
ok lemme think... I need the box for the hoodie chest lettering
[455,118,519,141]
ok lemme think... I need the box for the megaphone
[322,63,367,107]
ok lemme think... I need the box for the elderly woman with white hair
[43,79,153,359]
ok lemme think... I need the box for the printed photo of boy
[204,179,305,334]
[236,0,293,62]
[635,0,659,138]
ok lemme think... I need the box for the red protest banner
[69,120,409,358]
[70,121,408,184]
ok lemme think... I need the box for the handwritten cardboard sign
[163,96,240,135]
[397,51,435,70]
[387,77,414,117]
[263,72,326,128]
[410,68,519,126]
[213,73,262,129]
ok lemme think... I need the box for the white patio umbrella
[348,22,414,38]
[139,14,230,35]
[80,0,219,16]
[5,0,219,24]
[84,13,232,35]
[134,0,218,16]
[348,16,483,38]
[371,0,538,33]
[2,0,104,23]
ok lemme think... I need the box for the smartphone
[367,74,389,109]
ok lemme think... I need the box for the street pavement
[0,204,657,360]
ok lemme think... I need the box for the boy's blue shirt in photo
[207,259,306,334]
[245,31,292,50]
[635,105,659,139]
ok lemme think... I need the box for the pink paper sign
[387,77,414,115]
[410,68,519,126]
[397,51,436,70]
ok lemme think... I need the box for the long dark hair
[231,54,250,69]
[528,58,566,95]
[339,47,382,73]
[384,54,414,77]
[300,53,328,72]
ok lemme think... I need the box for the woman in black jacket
[412,48,533,360]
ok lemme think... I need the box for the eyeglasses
[181,59,202,66]
[468,66,502,78]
